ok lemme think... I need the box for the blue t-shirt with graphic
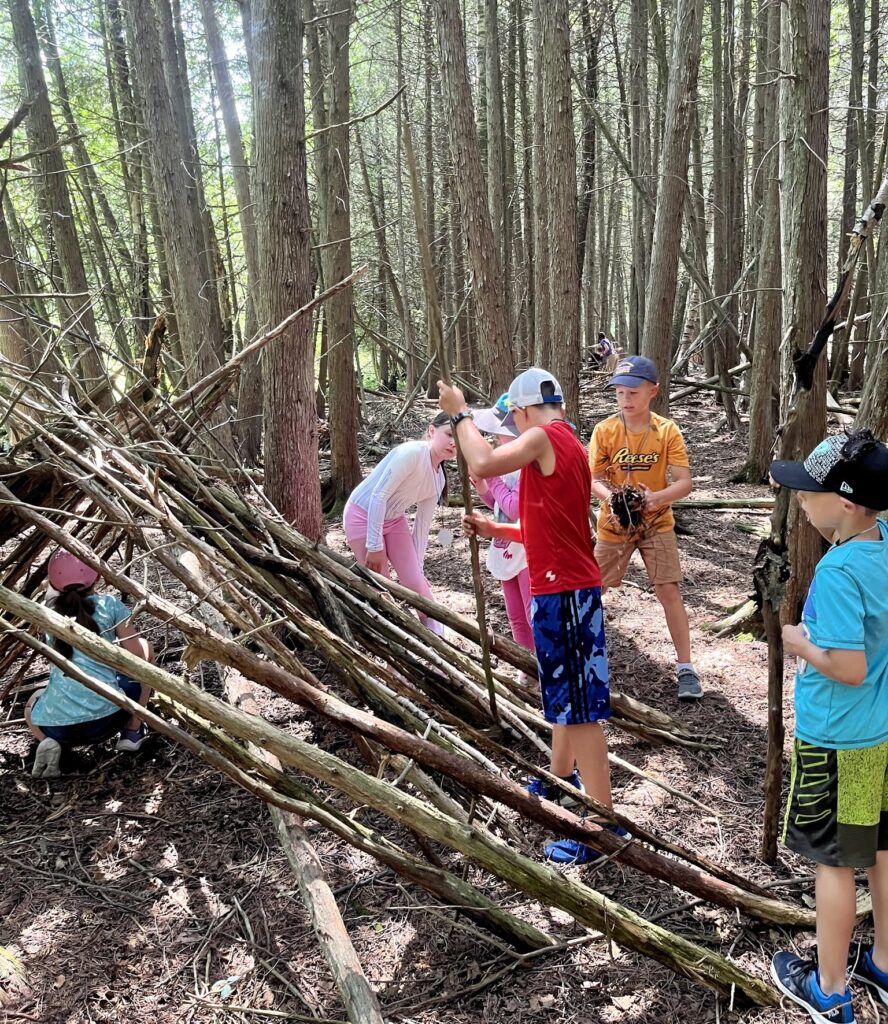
[31,593,132,726]
[794,519,888,749]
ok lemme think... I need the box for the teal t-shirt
[794,519,888,750]
[31,593,132,726]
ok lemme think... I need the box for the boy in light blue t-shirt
[768,430,888,1024]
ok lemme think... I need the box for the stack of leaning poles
[0,322,858,1013]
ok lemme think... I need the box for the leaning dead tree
[1,303,869,1007]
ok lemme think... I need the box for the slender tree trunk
[778,0,829,622]
[127,0,232,445]
[628,0,650,353]
[829,0,865,387]
[434,0,515,394]
[485,0,506,273]
[641,0,704,412]
[200,0,264,465]
[323,0,361,498]
[8,0,105,390]
[252,0,322,536]
[539,0,580,420]
[743,0,782,482]
[531,0,550,366]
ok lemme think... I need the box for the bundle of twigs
[0,344,819,1007]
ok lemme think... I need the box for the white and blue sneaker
[771,952,855,1024]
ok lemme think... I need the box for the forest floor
[0,382,878,1024]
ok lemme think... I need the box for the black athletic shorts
[783,738,888,869]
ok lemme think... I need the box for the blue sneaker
[771,952,855,1024]
[544,822,629,865]
[849,943,888,1006]
[525,769,584,808]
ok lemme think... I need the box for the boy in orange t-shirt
[588,356,702,701]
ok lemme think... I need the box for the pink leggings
[501,569,534,651]
[344,503,443,635]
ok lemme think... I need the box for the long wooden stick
[401,104,500,723]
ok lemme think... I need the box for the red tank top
[519,420,601,595]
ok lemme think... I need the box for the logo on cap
[840,481,854,494]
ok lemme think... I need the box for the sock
[676,662,695,673]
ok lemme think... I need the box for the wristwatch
[450,410,473,430]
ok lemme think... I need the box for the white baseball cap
[501,368,564,428]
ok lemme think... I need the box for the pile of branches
[0,341,828,1011]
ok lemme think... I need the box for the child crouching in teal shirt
[26,548,154,778]
[769,430,888,1024]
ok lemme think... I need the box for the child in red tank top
[439,369,623,864]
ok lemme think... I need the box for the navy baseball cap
[770,431,888,511]
[608,355,659,387]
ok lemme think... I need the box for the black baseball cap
[770,431,888,511]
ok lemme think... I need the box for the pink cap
[47,549,100,591]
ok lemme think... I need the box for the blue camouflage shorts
[531,587,610,725]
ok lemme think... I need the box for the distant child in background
[440,368,624,865]
[596,333,618,374]
[471,394,533,653]
[588,355,702,701]
[343,412,456,636]
[26,548,154,779]
[769,431,888,1024]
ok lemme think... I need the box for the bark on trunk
[252,0,322,537]
[434,0,514,394]
[641,0,704,413]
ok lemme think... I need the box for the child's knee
[654,582,682,606]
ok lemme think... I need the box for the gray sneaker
[32,737,62,778]
[677,666,703,701]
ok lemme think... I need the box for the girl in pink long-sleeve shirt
[343,412,455,635]
[472,398,534,651]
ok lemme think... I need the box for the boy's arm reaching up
[438,382,553,477]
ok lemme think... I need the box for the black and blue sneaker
[849,943,888,1006]
[525,769,584,808]
[771,952,855,1024]
[544,822,630,865]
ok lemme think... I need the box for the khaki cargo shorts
[594,529,683,587]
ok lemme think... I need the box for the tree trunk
[322,0,361,498]
[531,0,550,366]
[641,0,704,412]
[8,0,105,390]
[540,0,580,421]
[778,0,829,623]
[126,0,233,454]
[252,0,322,538]
[434,0,514,394]
[829,0,865,387]
[200,0,264,465]
[743,0,782,482]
